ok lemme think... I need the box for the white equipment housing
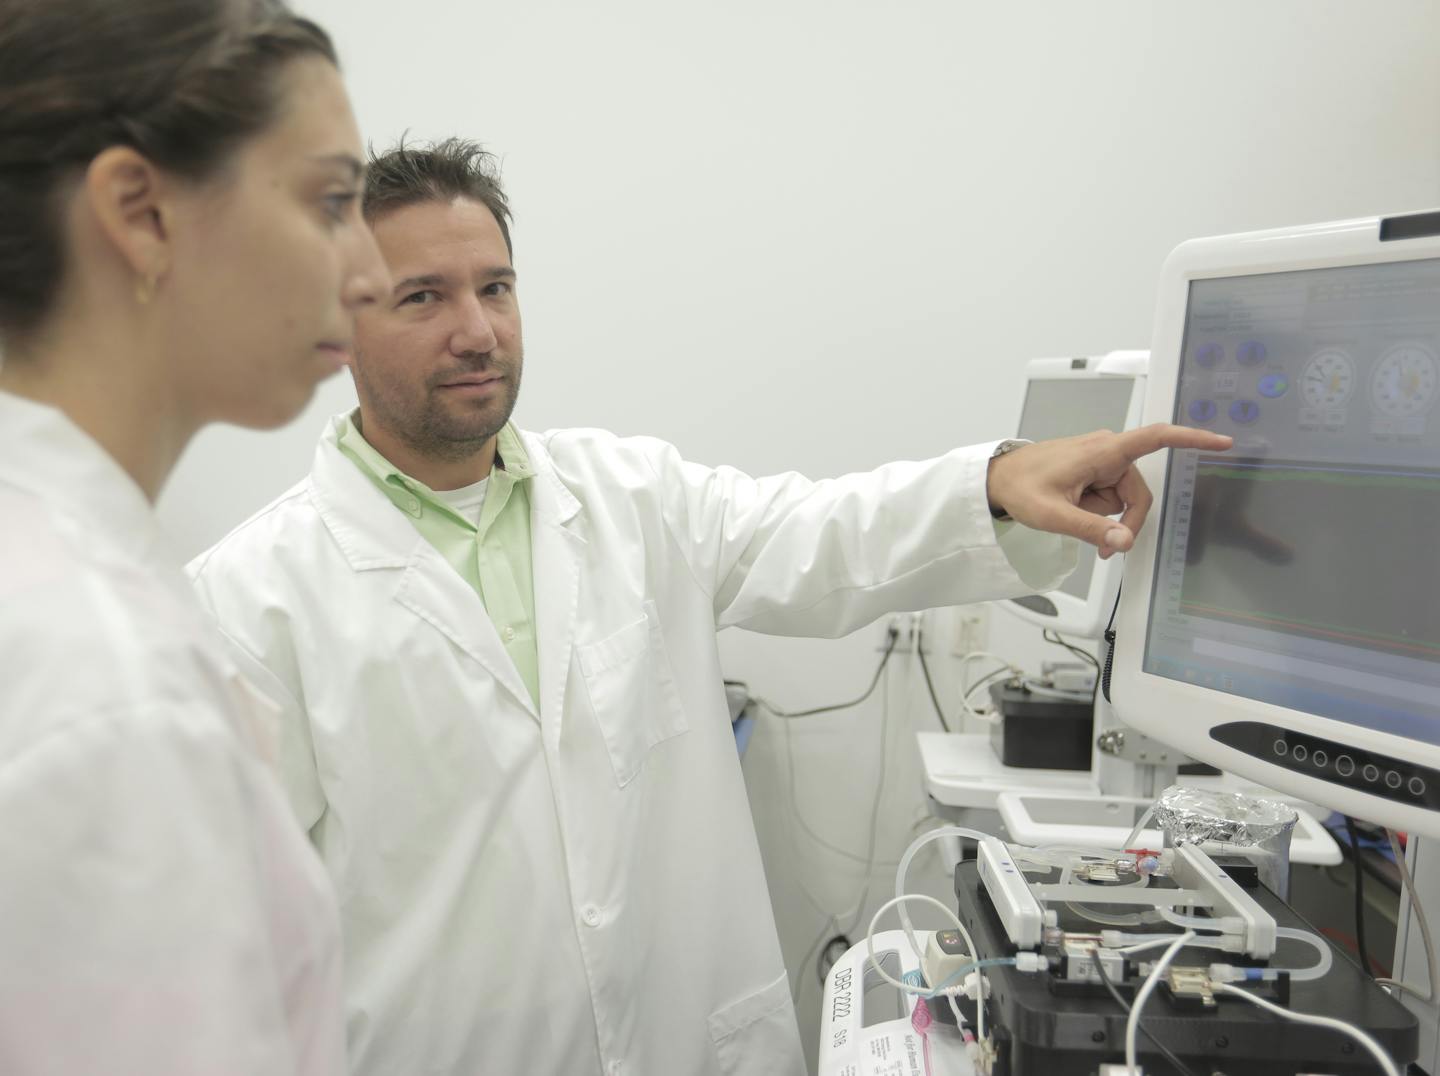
[1110,209,1440,838]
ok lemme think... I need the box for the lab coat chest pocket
[576,599,688,787]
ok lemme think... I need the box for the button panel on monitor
[1211,720,1440,810]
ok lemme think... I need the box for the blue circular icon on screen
[1189,399,1218,423]
[1229,399,1260,423]
[1237,340,1268,366]
[1258,374,1289,398]
[1195,343,1223,368]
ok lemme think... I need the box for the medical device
[821,830,1414,1076]
[1110,209,1440,840]
[1005,352,1148,639]
[826,212,1440,1075]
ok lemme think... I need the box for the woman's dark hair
[0,0,338,344]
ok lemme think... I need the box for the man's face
[351,196,522,463]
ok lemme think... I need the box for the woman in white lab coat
[0,1,386,1072]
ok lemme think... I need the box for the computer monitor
[1111,209,1440,838]
[1005,351,1148,639]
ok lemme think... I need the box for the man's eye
[401,290,440,305]
[484,282,512,297]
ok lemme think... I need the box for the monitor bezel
[1111,212,1440,836]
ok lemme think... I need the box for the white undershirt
[431,476,490,528]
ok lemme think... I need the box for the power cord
[1213,983,1400,1076]
[1376,829,1438,1003]
[753,630,899,1000]
[1101,583,1122,703]
[1124,932,1195,1073]
[1088,950,1201,1076]
[914,625,952,733]
[753,626,898,719]
[1343,815,1373,978]
[1042,629,1100,702]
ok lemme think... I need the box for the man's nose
[451,296,498,356]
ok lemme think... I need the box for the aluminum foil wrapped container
[1155,785,1298,897]
[1154,786,1298,846]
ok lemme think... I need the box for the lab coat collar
[309,413,430,571]
[308,412,549,721]
[518,429,582,529]
[0,389,168,568]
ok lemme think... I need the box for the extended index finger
[1112,422,1233,462]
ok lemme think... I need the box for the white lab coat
[0,391,345,1076]
[189,414,1074,1076]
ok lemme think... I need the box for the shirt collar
[0,389,167,566]
[337,410,532,524]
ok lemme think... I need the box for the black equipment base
[951,860,1418,1075]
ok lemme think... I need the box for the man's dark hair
[363,137,513,255]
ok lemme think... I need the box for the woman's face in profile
[161,55,387,430]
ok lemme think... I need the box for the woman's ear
[82,146,173,289]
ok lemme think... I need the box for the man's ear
[82,146,173,285]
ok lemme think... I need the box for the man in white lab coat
[189,138,1230,1076]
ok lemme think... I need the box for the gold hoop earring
[135,273,157,306]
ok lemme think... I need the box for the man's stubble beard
[353,349,524,465]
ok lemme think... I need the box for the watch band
[988,439,1028,521]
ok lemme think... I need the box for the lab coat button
[582,905,602,927]
[504,626,516,642]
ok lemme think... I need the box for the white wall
[157,2,1440,1069]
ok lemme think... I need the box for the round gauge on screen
[1370,343,1439,417]
[1194,343,1223,368]
[1236,341,1268,367]
[1301,348,1355,408]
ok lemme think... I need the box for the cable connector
[961,970,992,1001]
[1014,951,1048,973]
[1208,963,1265,983]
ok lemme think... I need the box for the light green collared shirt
[337,413,540,707]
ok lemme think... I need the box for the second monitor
[1006,350,1148,640]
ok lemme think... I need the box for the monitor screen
[1143,257,1440,747]
[1019,377,1136,600]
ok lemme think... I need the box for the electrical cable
[892,827,994,981]
[958,652,1020,722]
[1101,582,1123,703]
[772,632,910,1002]
[1042,629,1101,704]
[792,914,837,1000]
[864,893,987,1045]
[840,661,894,936]
[1343,815,1373,978]
[778,654,897,997]
[1124,931,1196,1072]
[779,710,882,870]
[1376,829,1438,1003]
[768,630,905,867]
[1088,950,1202,1076]
[1042,629,1100,673]
[914,628,952,733]
[756,629,898,719]
[1212,983,1401,1076]
[961,667,1017,723]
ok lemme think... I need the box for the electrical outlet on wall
[953,604,990,656]
[881,612,926,653]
